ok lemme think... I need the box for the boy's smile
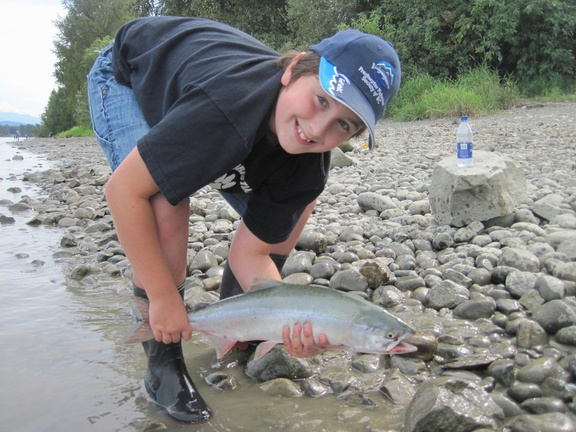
[269,62,363,155]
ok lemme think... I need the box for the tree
[39,88,75,136]
[345,0,576,94]
[44,0,139,134]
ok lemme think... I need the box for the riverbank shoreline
[7,101,576,431]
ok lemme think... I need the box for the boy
[88,16,400,424]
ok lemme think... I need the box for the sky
[0,0,67,118]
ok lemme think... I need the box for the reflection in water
[0,138,402,431]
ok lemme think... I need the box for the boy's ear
[280,52,306,86]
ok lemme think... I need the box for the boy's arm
[105,147,192,344]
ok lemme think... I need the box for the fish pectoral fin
[253,341,279,360]
[204,333,238,359]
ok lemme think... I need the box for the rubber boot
[133,284,211,423]
[219,253,288,300]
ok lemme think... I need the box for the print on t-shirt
[210,164,252,193]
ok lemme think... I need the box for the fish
[124,281,417,360]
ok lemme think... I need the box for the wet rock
[329,268,368,292]
[189,249,219,272]
[533,300,576,333]
[557,236,576,260]
[69,264,92,280]
[338,391,378,408]
[245,346,313,382]
[508,382,543,402]
[258,378,303,397]
[498,247,540,272]
[403,377,504,432]
[516,319,548,348]
[282,252,313,276]
[516,357,563,384]
[380,369,416,405]
[509,412,576,432]
[296,230,327,253]
[505,271,537,298]
[205,372,237,391]
[444,353,503,369]
[535,274,566,301]
[372,285,404,308]
[491,393,523,418]
[556,326,576,346]
[424,280,469,309]
[487,359,516,387]
[351,354,381,373]
[555,262,576,282]
[521,396,567,414]
[282,272,314,285]
[453,297,496,320]
[358,259,393,288]
[301,379,332,397]
[0,214,15,224]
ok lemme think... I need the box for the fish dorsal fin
[246,278,282,292]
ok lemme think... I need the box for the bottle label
[457,142,473,159]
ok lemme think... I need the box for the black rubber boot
[219,253,288,300]
[133,284,211,423]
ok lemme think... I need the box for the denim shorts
[86,43,250,214]
[87,43,150,172]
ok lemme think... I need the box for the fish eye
[386,332,396,339]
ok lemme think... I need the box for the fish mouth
[385,334,418,354]
[387,341,418,354]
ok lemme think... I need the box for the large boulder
[429,151,527,227]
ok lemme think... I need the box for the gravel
[4,100,576,431]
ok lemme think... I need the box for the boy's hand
[148,291,193,344]
[282,322,329,358]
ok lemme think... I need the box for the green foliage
[388,66,518,121]
[44,0,139,134]
[39,88,76,136]
[56,125,95,138]
[347,0,576,97]
[286,0,364,49]
[47,0,575,133]
[153,0,292,50]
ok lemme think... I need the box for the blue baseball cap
[310,30,401,149]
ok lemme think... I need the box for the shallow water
[0,137,401,432]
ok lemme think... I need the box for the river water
[0,137,391,432]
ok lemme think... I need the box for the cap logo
[326,65,350,97]
[374,61,395,91]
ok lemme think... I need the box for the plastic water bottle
[456,116,473,168]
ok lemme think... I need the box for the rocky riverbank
[5,101,576,431]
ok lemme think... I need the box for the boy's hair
[276,50,367,138]
[276,51,320,85]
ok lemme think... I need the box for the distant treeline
[41,0,576,136]
[0,124,35,137]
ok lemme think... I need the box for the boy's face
[270,60,364,154]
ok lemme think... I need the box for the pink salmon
[125,281,416,360]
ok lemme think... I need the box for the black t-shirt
[112,16,330,244]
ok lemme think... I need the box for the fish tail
[122,296,154,344]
